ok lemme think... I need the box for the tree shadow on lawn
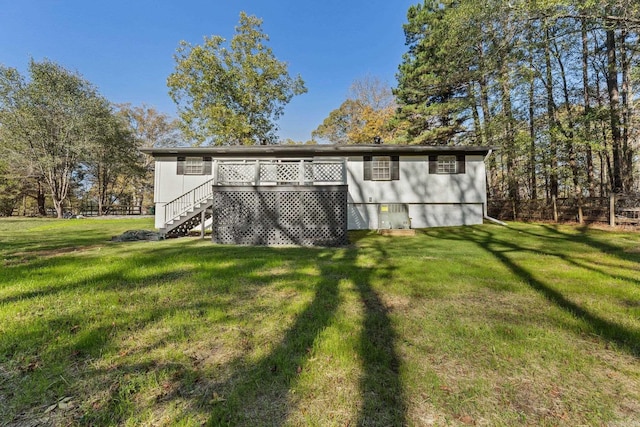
[0,240,252,305]
[2,239,407,426]
[543,223,640,265]
[354,241,406,427]
[500,224,640,287]
[206,244,406,426]
[425,225,640,358]
[0,242,294,423]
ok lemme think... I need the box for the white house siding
[345,155,486,229]
[152,153,488,231]
[153,157,213,229]
[347,203,484,229]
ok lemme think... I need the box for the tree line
[2,5,638,217]
[393,0,639,199]
[318,1,639,200]
[0,61,180,217]
[0,13,306,217]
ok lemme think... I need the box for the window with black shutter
[428,154,466,174]
[177,156,210,175]
[363,155,400,181]
[177,156,185,175]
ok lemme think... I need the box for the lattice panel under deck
[211,186,347,246]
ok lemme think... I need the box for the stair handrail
[164,178,215,224]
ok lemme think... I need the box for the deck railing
[216,159,346,185]
[162,159,346,227]
[164,178,215,224]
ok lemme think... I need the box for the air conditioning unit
[378,204,410,229]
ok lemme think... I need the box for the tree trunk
[500,57,518,202]
[36,179,46,216]
[469,82,483,145]
[555,45,578,186]
[581,19,596,198]
[528,41,537,200]
[552,38,581,222]
[619,29,633,192]
[605,26,623,193]
[595,67,613,195]
[53,198,63,219]
[477,42,491,145]
[544,25,559,200]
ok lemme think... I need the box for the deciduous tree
[313,76,397,144]
[83,110,143,215]
[0,60,113,218]
[117,104,182,209]
[167,12,307,146]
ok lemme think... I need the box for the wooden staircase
[160,179,214,237]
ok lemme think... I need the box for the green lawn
[1,217,639,426]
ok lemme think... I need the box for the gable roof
[141,144,494,158]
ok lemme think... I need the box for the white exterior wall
[152,154,488,230]
[153,158,213,229]
[347,203,484,229]
[345,155,487,229]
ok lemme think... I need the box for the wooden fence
[488,194,640,226]
[12,205,144,217]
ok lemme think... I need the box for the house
[142,144,493,246]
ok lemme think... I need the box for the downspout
[482,149,507,226]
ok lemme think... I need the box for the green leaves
[167,12,307,146]
[313,76,397,145]
[0,60,141,217]
[395,0,477,145]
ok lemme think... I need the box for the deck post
[610,193,615,227]
[342,158,347,184]
[254,160,260,185]
[200,210,205,239]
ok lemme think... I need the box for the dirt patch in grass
[3,244,104,266]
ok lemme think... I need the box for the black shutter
[428,155,437,174]
[391,156,400,180]
[203,156,212,175]
[363,155,372,180]
[177,156,185,175]
[456,154,466,174]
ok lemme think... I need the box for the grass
[0,217,639,426]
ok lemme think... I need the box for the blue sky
[0,1,417,142]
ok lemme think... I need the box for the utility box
[378,203,410,229]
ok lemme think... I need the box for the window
[371,156,391,180]
[184,157,204,174]
[437,155,457,174]
[177,156,212,175]
[428,155,466,174]
[363,155,400,181]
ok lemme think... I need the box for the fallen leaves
[44,396,74,414]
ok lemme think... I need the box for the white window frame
[184,157,205,175]
[371,156,391,181]
[436,155,458,174]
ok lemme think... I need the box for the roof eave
[141,144,496,158]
